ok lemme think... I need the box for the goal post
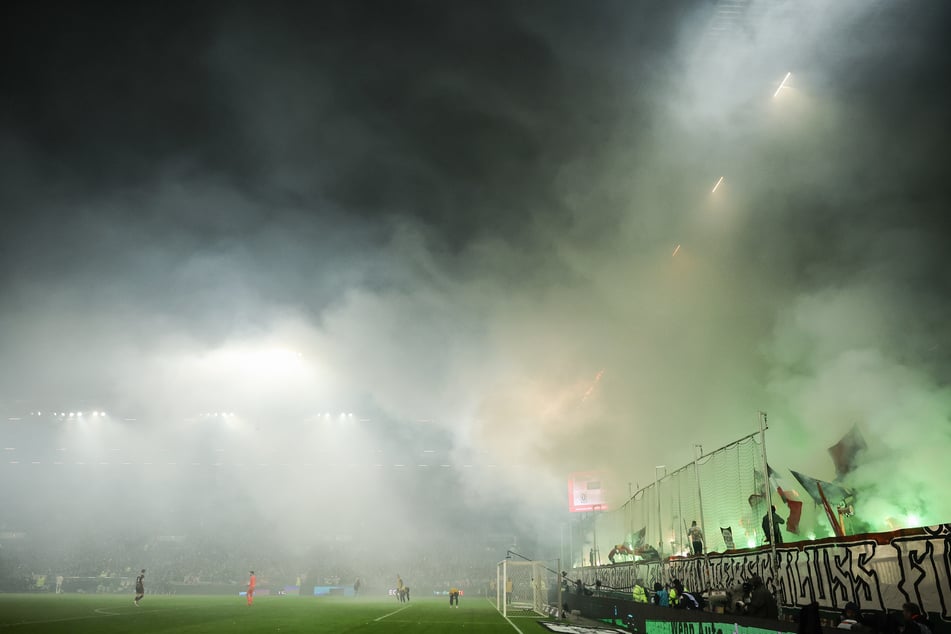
[496,557,562,619]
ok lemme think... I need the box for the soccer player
[449,586,460,608]
[134,569,145,606]
[247,571,256,606]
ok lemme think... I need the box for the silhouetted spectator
[746,574,777,619]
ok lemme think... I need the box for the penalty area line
[94,607,121,616]
[373,604,413,622]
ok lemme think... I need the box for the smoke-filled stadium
[1,1,949,633]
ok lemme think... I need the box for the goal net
[496,558,562,619]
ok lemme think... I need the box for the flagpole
[759,411,778,573]
[655,466,666,555]
[694,445,706,555]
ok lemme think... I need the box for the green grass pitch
[0,593,554,633]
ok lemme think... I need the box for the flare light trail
[581,369,605,402]
[711,176,724,193]
[672,244,681,257]
[773,71,791,97]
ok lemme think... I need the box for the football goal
[496,556,562,618]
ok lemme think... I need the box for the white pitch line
[373,604,413,622]
[1,614,109,628]
[502,613,526,633]
[485,596,526,634]
[0,605,205,629]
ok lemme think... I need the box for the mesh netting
[616,433,767,558]
[496,559,561,618]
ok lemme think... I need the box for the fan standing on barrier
[762,506,785,545]
[688,521,704,555]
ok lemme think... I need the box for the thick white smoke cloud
[1,0,949,566]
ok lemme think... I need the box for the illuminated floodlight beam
[773,71,791,97]
[711,176,724,193]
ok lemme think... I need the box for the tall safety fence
[610,433,768,562]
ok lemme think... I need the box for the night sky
[2,0,951,554]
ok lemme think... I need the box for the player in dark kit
[134,569,145,606]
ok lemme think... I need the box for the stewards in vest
[632,580,648,603]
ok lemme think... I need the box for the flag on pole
[630,526,647,547]
[828,425,867,479]
[789,470,852,504]
[768,465,803,533]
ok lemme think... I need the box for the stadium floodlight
[773,71,791,97]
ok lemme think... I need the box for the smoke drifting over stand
[1,0,950,570]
